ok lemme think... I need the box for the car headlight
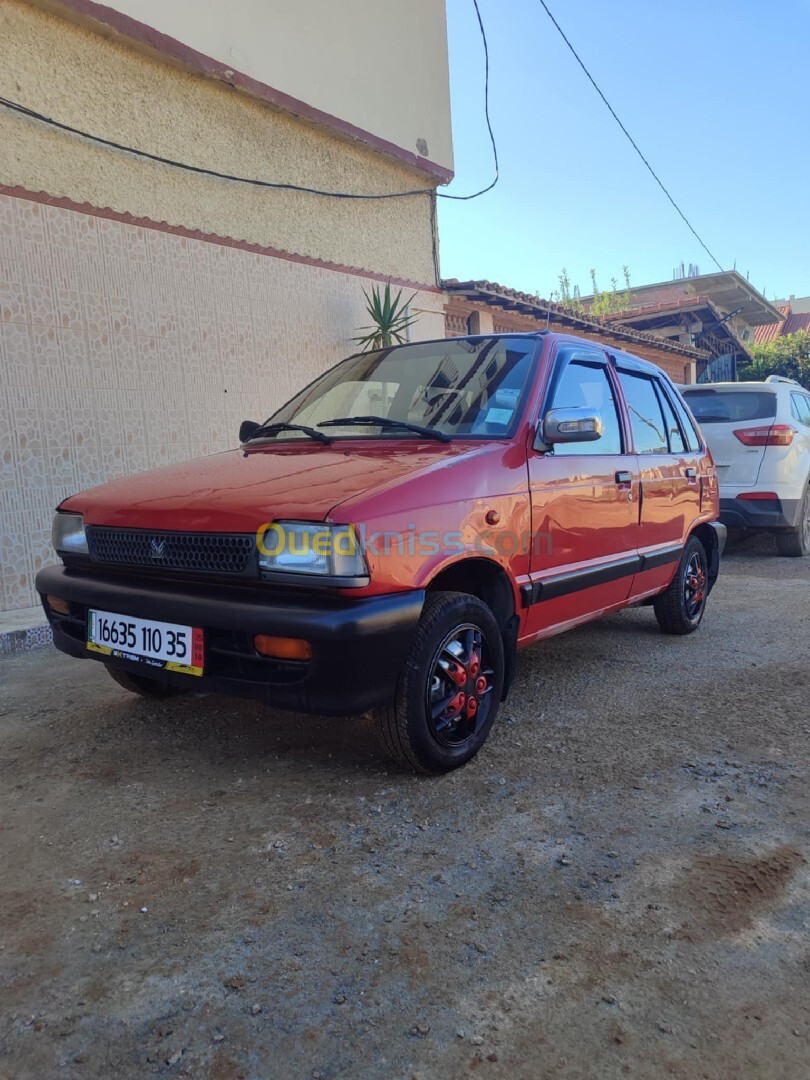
[52,511,88,555]
[257,522,368,584]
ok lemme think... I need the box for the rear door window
[654,382,687,453]
[617,371,668,454]
[669,392,702,451]
[682,389,777,424]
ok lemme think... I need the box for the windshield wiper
[248,422,332,444]
[318,415,451,443]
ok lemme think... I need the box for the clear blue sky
[438,0,810,302]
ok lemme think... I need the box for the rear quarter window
[682,389,777,424]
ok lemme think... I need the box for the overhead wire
[1,0,722,274]
[536,0,724,273]
[0,0,497,203]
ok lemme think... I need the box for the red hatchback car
[37,333,725,773]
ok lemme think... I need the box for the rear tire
[775,485,810,557]
[375,591,504,775]
[653,536,709,635]
[106,665,186,698]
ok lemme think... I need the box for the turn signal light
[254,635,312,661]
[46,594,70,615]
[733,424,796,447]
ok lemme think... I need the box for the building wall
[0,192,445,611]
[0,0,449,612]
[75,0,454,176]
[0,0,440,285]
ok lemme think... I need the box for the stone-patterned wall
[0,192,444,611]
[1,0,440,286]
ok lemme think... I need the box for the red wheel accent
[475,675,487,693]
[448,691,466,714]
[469,651,480,677]
[683,553,708,617]
[447,662,466,687]
[466,696,478,718]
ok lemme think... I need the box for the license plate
[87,609,204,676]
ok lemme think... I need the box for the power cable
[537,0,724,273]
[0,0,497,203]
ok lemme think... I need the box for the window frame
[666,387,703,451]
[538,344,626,456]
[615,368,671,456]
[652,378,690,454]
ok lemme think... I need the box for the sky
[438,0,810,302]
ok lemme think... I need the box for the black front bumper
[36,565,424,715]
[720,496,799,530]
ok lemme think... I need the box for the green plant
[549,268,583,314]
[739,329,810,388]
[549,266,631,316]
[589,266,632,316]
[353,283,417,351]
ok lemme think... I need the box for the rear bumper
[720,496,800,530]
[36,564,424,715]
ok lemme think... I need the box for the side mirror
[239,419,261,443]
[542,407,603,445]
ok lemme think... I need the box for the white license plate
[87,609,204,676]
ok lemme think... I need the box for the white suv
[681,376,810,557]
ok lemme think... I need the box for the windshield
[264,337,538,439]
[682,389,777,424]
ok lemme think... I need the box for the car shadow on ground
[89,607,657,777]
[99,679,396,776]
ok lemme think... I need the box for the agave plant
[353,283,417,351]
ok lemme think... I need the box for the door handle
[615,471,632,484]
[684,467,697,479]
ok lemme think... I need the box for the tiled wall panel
[0,192,444,611]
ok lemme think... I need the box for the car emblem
[150,538,166,560]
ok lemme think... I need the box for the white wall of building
[97,0,454,174]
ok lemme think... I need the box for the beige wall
[0,0,439,286]
[0,192,445,612]
[92,0,454,174]
[0,0,448,613]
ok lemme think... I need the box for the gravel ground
[1,544,808,1079]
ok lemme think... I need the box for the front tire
[653,536,709,635]
[776,485,810,557]
[375,591,504,774]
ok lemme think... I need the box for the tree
[740,330,810,389]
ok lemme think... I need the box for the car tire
[375,591,504,774]
[775,485,810,557]
[106,665,187,698]
[653,536,709,635]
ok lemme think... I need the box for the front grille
[86,527,255,575]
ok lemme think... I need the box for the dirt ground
[1,540,808,1079]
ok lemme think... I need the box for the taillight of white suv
[733,424,797,447]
